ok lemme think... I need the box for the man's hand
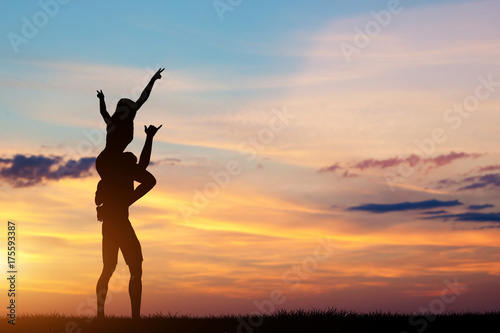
[152,68,165,81]
[144,124,162,137]
[96,90,104,100]
[129,167,157,205]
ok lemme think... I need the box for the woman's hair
[117,98,136,110]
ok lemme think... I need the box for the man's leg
[121,221,143,319]
[96,263,116,319]
[97,226,119,319]
[128,262,142,320]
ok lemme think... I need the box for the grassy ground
[1,308,498,333]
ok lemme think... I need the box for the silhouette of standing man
[94,68,164,320]
[95,125,161,320]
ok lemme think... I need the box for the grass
[1,307,498,333]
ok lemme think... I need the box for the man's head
[122,152,138,165]
[108,152,138,178]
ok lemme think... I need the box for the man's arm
[138,124,162,169]
[129,167,157,206]
[135,68,164,110]
[97,90,111,123]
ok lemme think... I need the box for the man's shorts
[102,220,143,266]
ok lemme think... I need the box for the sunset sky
[1,0,500,318]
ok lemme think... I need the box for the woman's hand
[152,68,165,80]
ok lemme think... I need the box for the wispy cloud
[318,163,358,178]
[475,165,500,173]
[424,212,500,223]
[318,163,343,173]
[149,157,181,166]
[458,173,500,191]
[351,152,481,171]
[420,210,448,215]
[347,199,462,214]
[468,204,495,211]
[320,152,482,181]
[351,154,420,171]
[0,154,95,187]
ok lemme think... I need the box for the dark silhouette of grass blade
[1,308,499,333]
